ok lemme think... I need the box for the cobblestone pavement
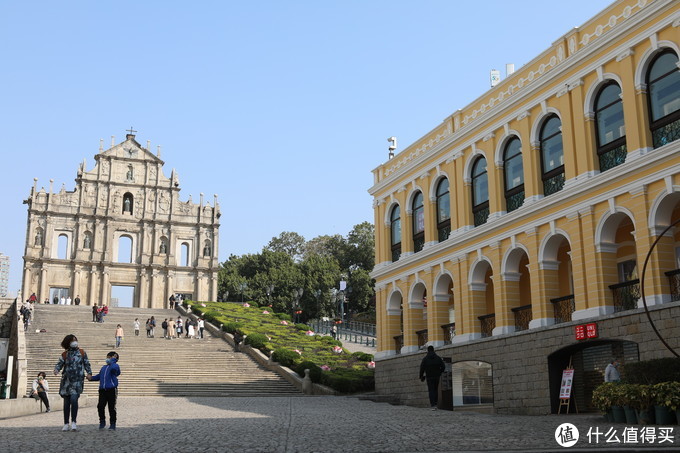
[1,396,678,452]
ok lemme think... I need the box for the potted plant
[592,383,616,421]
[653,382,679,425]
[636,385,656,425]
[618,383,639,424]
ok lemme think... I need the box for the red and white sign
[585,322,598,339]
[574,322,598,340]
[575,325,586,340]
[559,369,575,399]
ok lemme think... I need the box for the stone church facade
[21,133,220,307]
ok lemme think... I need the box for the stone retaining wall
[376,301,680,415]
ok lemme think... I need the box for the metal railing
[416,329,428,349]
[478,313,495,338]
[609,279,640,313]
[665,269,680,302]
[551,294,575,324]
[394,334,403,354]
[598,143,627,172]
[441,322,455,345]
[511,304,532,332]
[652,117,680,149]
[311,319,376,337]
[543,172,565,196]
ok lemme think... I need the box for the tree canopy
[217,222,375,322]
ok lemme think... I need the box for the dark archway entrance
[548,339,638,413]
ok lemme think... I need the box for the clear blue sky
[0,0,614,294]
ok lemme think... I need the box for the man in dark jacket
[419,345,446,410]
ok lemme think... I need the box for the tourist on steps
[54,334,92,431]
[88,351,121,430]
[114,324,124,348]
[168,318,176,339]
[162,319,168,338]
[133,318,140,336]
[145,319,152,337]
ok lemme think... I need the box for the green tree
[264,231,306,261]
[298,253,341,320]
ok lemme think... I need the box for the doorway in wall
[49,287,70,304]
[110,285,135,308]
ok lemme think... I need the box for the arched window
[471,156,489,226]
[57,234,69,260]
[503,137,524,213]
[436,178,450,242]
[412,192,424,253]
[181,242,190,266]
[117,235,132,263]
[647,50,680,148]
[390,205,401,262]
[122,192,133,214]
[595,82,626,172]
[540,115,565,196]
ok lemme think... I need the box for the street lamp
[292,287,303,323]
[239,282,248,303]
[266,284,275,307]
[314,289,322,318]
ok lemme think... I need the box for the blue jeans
[63,393,80,424]
[116,336,122,347]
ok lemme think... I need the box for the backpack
[61,348,86,361]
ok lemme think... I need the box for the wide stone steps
[24,304,300,398]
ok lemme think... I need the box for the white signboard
[559,369,575,399]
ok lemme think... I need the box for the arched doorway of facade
[386,290,403,354]
[502,247,531,332]
[649,191,680,303]
[409,282,427,350]
[547,339,639,413]
[540,233,573,324]
[433,273,455,344]
[598,211,638,311]
[469,259,494,337]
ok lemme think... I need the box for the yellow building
[369,0,680,414]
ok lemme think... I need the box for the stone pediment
[96,134,163,164]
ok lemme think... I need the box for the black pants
[97,388,117,424]
[37,391,49,410]
[426,377,440,407]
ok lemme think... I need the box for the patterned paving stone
[1,396,677,452]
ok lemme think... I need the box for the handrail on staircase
[7,296,28,399]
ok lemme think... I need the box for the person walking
[88,351,121,430]
[149,316,156,338]
[198,318,205,339]
[54,334,92,431]
[133,318,140,337]
[31,372,51,413]
[185,317,191,338]
[145,319,152,337]
[114,324,124,348]
[74,295,81,306]
[168,318,176,340]
[92,305,98,323]
[169,294,175,309]
[162,319,168,338]
[419,345,446,411]
[176,316,183,338]
[604,358,621,383]
[187,320,195,339]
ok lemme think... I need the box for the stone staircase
[24,304,300,398]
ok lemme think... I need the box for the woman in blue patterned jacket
[54,334,92,431]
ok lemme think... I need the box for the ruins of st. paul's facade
[22,132,220,307]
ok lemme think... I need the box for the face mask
[70,341,78,349]
[105,358,112,365]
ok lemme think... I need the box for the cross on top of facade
[126,127,137,135]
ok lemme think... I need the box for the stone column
[165,271,174,308]
[150,271,158,308]
[39,267,48,302]
[100,270,110,307]
[89,269,97,305]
